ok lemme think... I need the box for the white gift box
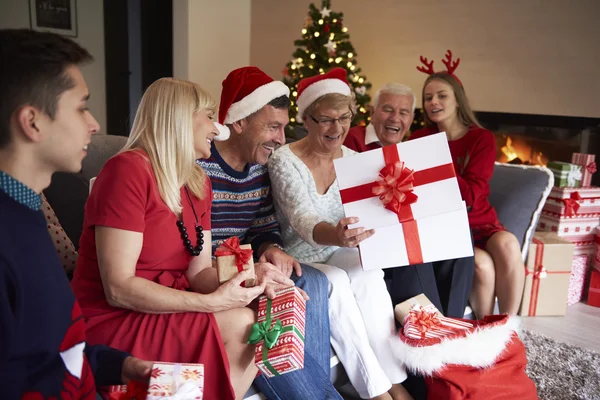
[334,132,474,269]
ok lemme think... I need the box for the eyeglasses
[309,113,353,128]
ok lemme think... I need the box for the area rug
[522,330,600,400]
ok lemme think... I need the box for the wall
[0,0,107,132]
[251,0,600,118]
[173,0,251,105]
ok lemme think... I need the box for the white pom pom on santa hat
[295,67,351,123]
[213,122,230,141]
[218,66,290,125]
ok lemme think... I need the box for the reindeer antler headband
[416,50,462,85]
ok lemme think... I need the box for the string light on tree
[281,0,372,137]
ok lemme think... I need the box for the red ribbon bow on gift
[405,307,441,339]
[214,236,253,270]
[586,162,597,175]
[372,161,418,217]
[562,191,582,217]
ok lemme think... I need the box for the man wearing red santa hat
[197,66,341,399]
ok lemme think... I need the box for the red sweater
[344,125,382,153]
[410,126,500,228]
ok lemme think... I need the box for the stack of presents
[523,153,600,316]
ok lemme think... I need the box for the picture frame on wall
[29,0,78,37]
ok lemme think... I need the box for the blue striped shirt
[197,143,283,255]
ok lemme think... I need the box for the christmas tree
[282,0,372,138]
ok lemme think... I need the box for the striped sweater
[197,143,283,256]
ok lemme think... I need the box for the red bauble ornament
[324,24,330,33]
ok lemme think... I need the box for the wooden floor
[521,302,600,353]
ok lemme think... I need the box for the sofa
[44,133,553,399]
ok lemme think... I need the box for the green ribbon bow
[247,297,305,377]
[248,318,283,349]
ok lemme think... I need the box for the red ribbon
[405,308,441,339]
[339,145,456,264]
[527,238,571,316]
[215,236,253,272]
[587,162,597,175]
[372,160,418,220]
[562,191,582,217]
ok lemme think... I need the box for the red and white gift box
[402,305,474,340]
[541,186,600,216]
[147,362,204,400]
[252,287,306,378]
[571,153,596,187]
[334,132,473,269]
[568,254,590,306]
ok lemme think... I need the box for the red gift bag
[392,315,538,400]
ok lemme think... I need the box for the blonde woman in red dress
[411,66,524,318]
[71,78,265,400]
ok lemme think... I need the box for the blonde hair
[122,77,215,214]
[304,92,356,119]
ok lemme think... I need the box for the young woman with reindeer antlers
[410,50,525,318]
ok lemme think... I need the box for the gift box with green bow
[547,161,582,188]
[248,286,306,377]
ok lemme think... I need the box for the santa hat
[219,66,290,125]
[296,68,351,123]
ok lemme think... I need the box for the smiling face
[36,65,100,173]
[423,79,459,126]
[305,105,353,154]
[371,92,414,146]
[240,105,288,166]
[192,109,218,159]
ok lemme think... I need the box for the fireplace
[476,112,600,186]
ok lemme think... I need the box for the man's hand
[121,356,153,384]
[260,246,302,278]
[255,261,308,300]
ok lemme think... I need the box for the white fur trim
[296,79,351,123]
[390,316,521,376]
[223,81,289,124]
[493,162,554,262]
[213,122,230,141]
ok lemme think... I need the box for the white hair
[373,83,417,112]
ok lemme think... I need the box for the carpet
[522,330,600,400]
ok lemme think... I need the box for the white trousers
[310,247,407,399]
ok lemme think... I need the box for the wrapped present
[571,153,596,187]
[215,236,255,287]
[249,287,306,377]
[541,186,600,216]
[569,254,590,306]
[588,269,600,307]
[147,362,204,400]
[519,232,574,316]
[573,240,595,257]
[106,381,148,400]
[547,161,582,188]
[333,132,473,269]
[391,315,538,400]
[593,226,600,271]
[394,293,441,324]
[402,305,474,340]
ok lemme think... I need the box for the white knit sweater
[268,144,356,263]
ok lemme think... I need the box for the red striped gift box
[402,305,473,340]
[251,287,306,378]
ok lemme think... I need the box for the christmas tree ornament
[324,39,336,53]
[320,6,331,17]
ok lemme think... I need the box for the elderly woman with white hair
[268,68,413,400]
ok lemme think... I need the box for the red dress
[411,126,506,249]
[71,150,235,399]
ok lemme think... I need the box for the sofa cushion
[488,163,553,260]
